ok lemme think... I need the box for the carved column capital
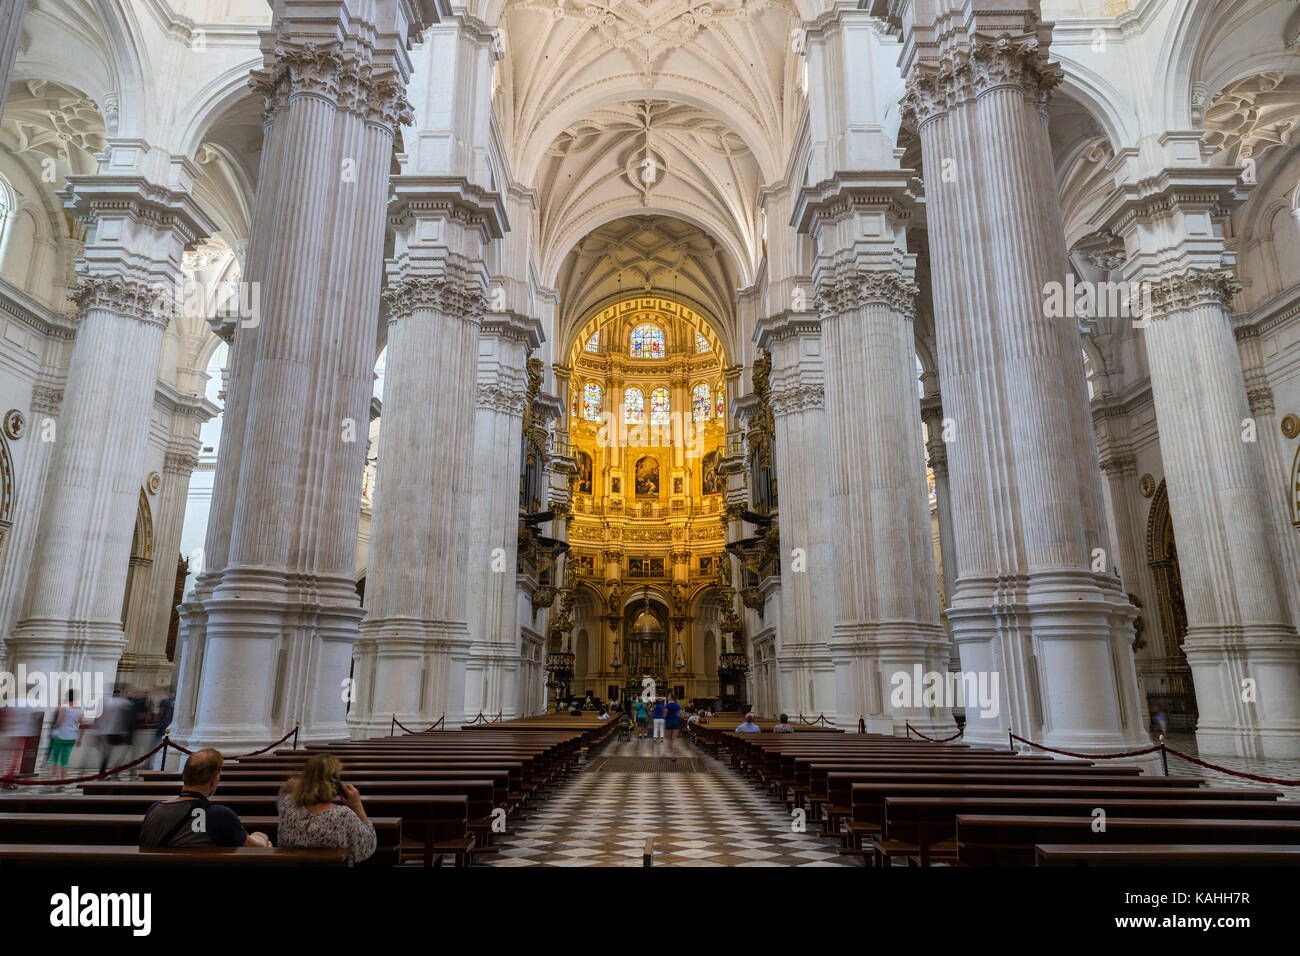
[69,275,174,330]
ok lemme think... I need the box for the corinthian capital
[1146,269,1241,320]
[69,275,174,329]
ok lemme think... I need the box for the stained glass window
[571,386,579,417]
[585,332,599,353]
[624,387,645,424]
[630,324,665,359]
[693,383,711,422]
[716,382,725,419]
[583,383,603,421]
[695,332,709,353]
[650,387,670,425]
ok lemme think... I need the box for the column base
[177,566,363,752]
[829,622,957,737]
[1185,624,1300,759]
[348,615,471,735]
[948,569,1152,760]
[4,619,126,714]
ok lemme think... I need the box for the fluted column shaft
[753,320,837,719]
[0,0,28,119]
[1137,273,1297,756]
[897,14,1148,755]
[177,8,418,750]
[9,174,212,688]
[463,316,539,718]
[0,383,63,652]
[798,176,952,734]
[349,181,502,736]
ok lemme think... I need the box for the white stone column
[463,317,540,718]
[750,327,838,720]
[886,5,1148,755]
[349,178,503,736]
[177,4,423,750]
[796,173,953,736]
[1098,163,1300,756]
[0,381,65,651]
[9,169,213,691]
[0,0,29,119]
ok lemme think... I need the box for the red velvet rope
[0,739,168,788]
[393,714,445,735]
[233,726,299,758]
[797,713,833,726]
[1164,746,1300,787]
[1009,733,1160,760]
[905,722,965,743]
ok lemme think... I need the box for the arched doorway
[120,488,154,627]
[1145,479,1196,731]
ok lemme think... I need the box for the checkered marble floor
[1164,732,1300,798]
[484,736,851,867]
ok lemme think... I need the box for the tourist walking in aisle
[634,697,648,738]
[652,698,665,740]
[664,694,681,760]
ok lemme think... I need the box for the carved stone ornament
[147,471,162,495]
[1139,474,1156,498]
[1281,413,1300,440]
[2,409,25,441]
[69,275,176,329]
[249,40,413,130]
[901,32,1063,129]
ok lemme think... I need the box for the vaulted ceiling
[554,215,738,354]
[497,0,804,290]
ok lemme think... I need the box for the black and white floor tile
[485,737,851,867]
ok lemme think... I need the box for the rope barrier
[1008,732,1300,786]
[392,713,446,735]
[0,739,168,789]
[905,721,965,743]
[1164,745,1300,787]
[1009,733,1160,760]
[0,721,313,788]
[797,712,833,727]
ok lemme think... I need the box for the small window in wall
[715,382,724,420]
[583,383,603,421]
[650,387,670,425]
[625,387,645,424]
[695,332,709,353]
[693,383,711,422]
[630,324,665,359]
[584,332,599,353]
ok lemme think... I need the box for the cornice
[0,280,76,340]
[389,175,508,239]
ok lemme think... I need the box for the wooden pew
[79,778,499,856]
[0,844,348,866]
[955,814,1300,866]
[1034,844,1300,867]
[0,793,469,867]
[881,795,1300,867]
[0,812,403,867]
[828,772,1204,850]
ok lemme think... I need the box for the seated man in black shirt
[139,748,271,848]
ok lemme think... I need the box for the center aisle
[486,733,851,867]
